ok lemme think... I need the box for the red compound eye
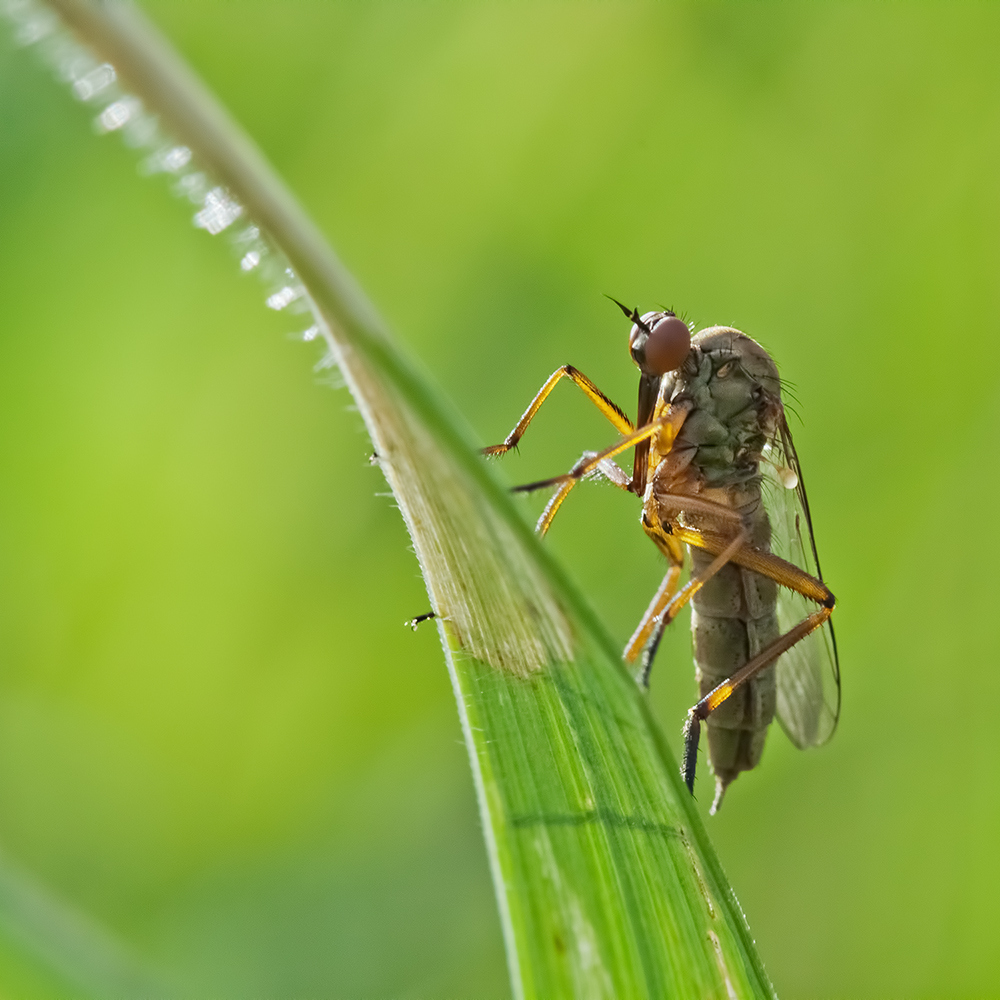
[640,315,691,374]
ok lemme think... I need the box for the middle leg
[635,527,749,687]
[624,489,746,673]
[515,413,683,535]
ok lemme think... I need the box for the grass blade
[12,1,776,995]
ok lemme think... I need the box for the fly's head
[607,297,692,383]
[626,309,692,379]
[607,298,693,494]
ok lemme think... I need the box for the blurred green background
[2,2,999,997]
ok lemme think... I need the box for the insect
[484,302,839,812]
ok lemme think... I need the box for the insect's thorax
[648,329,781,504]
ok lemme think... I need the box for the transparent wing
[761,411,841,748]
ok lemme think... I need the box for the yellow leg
[669,524,834,607]
[518,403,692,535]
[483,366,633,456]
[623,563,683,665]
[623,509,687,661]
[520,417,674,535]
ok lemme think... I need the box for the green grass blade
[19,1,776,995]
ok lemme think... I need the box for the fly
[484,301,840,812]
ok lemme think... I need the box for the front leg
[483,366,633,456]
